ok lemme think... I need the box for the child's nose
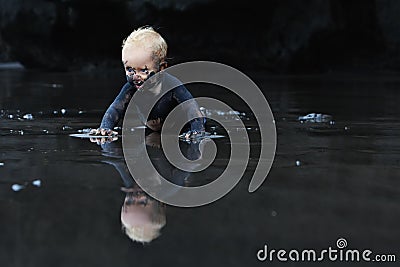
[132,73,142,80]
[126,71,140,80]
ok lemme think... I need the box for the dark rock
[0,0,400,73]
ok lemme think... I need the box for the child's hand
[89,128,118,136]
[89,128,118,145]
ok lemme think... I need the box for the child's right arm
[91,83,135,136]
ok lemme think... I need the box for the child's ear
[159,61,167,70]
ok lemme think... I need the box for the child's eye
[126,67,134,73]
[140,68,149,74]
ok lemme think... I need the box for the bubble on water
[23,113,34,120]
[12,184,25,192]
[271,210,277,217]
[8,114,14,119]
[53,110,58,114]
[344,126,349,130]
[295,160,301,166]
[32,179,41,187]
[0,162,4,166]
[43,129,49,134]
[78,110,85,114]
[61,109,66,115]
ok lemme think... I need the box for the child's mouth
[133,80,144,89]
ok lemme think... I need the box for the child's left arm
[172,85,205,137]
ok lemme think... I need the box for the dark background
[1,0,400,73]
[1,2,400,266]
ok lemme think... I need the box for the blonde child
[91,26,205,139]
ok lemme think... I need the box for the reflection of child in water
[120,186,166,243]
[91,26,205,139]
[101,132,202,243]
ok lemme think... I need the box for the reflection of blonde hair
[122,26,168,66]
[121,200,166,243]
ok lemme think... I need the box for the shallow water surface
[0,68,399,266]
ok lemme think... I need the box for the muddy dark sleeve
[100,83,135,129]
[172,85,205,132]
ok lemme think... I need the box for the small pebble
[52,83,63,88]
[62,125,73,131]
[271,210,277,217]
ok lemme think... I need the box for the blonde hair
[122,26,168,66]
[121,200,166,244]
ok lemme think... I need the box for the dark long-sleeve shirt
[100,73,205,132]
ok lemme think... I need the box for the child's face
[121,192,156,226]
[122,44,159,89]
